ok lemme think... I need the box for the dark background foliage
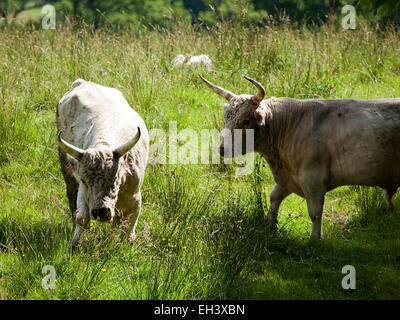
[1,0,400,28]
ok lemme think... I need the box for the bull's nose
[91,208,111,222]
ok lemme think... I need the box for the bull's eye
[242,120,250,126]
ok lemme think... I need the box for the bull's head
[199,75,267,157]
[57,128,141,225]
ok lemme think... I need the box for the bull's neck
[258,98,305,167]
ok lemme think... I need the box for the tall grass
[1,17,400,299]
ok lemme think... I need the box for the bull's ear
[222,103,229,109]
[254,107,266,126]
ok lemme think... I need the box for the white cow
[57,79,149,248]
[200,75,400,240]
[171,54,212,69]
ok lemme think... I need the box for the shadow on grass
[1,175,400,299]
[0,214,128,299]
[0,216,72,260]
[201,184,400,299]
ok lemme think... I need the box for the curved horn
[113,127,141,158]
[199,74,236,102]
[243,76,265,105]
[57,131,84,160]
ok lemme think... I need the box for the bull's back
[313,99,400,188]
[57,79,148,150]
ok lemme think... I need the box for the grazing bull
[200,74,400,239]
[57,79,149,247]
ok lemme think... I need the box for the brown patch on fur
[65,161,75,176]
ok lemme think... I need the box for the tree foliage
[57,0,190,27]
[197,0,267,25]
[349,0,400,23]
[0,0,45,21]
[1,0,400,27]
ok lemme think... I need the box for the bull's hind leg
[266,184,292,229]
[384,186,398,211]
[119,192,142,242]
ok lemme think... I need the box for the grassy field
[1,18,400,299]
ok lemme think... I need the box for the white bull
[57,79,149,247]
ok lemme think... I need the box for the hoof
[264,216,278,230]
[310,234,322,241]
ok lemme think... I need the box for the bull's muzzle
[91,207,112,222]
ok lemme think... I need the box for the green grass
[1,18,400,299]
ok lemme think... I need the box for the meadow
[1,17,400,299]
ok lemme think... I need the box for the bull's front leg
[72,225,84,249]
[119,192,142,242]
[266,184,292,229]
[303,183,327,240]
[306,194,325,240]
[300,168,328,240]
[384,186,398,211]
[71,186,90,249]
